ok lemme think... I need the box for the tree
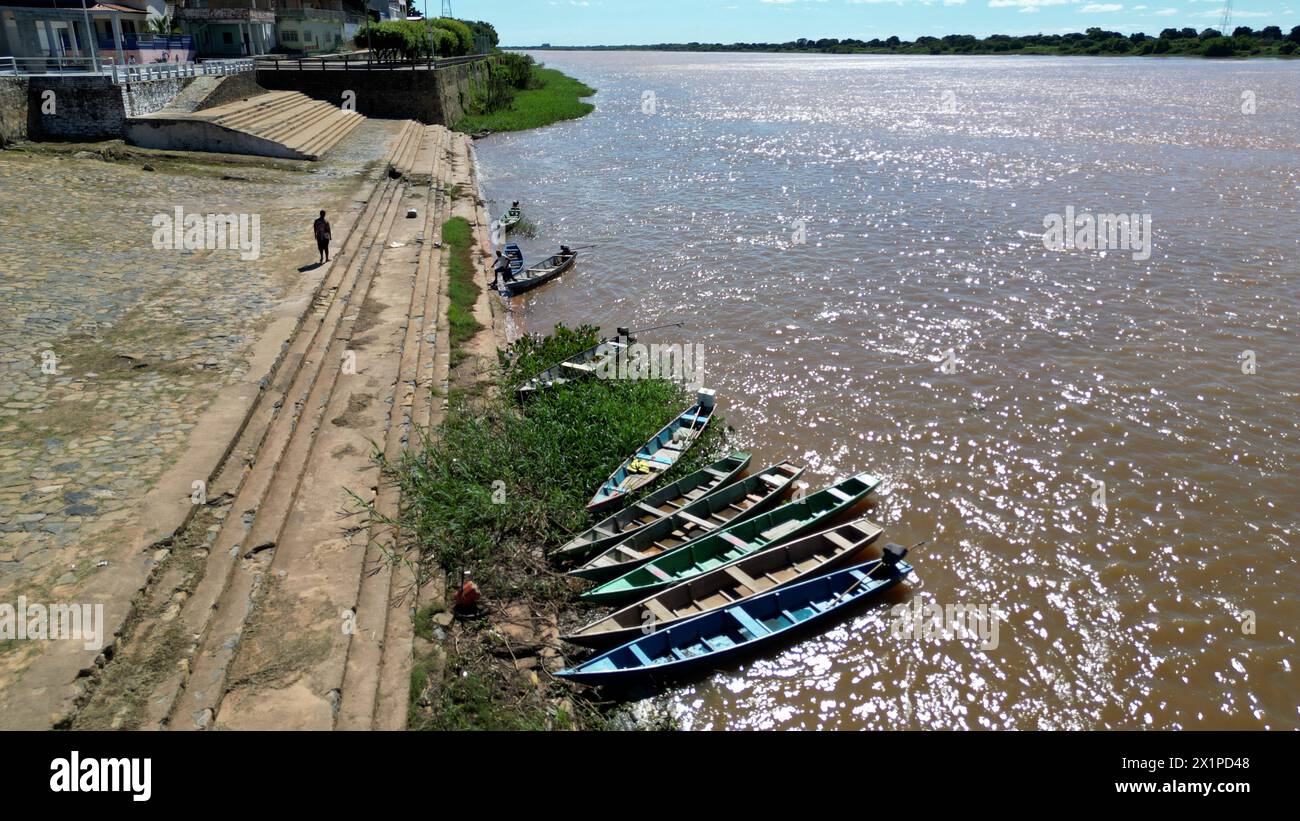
[1289,25,1300,44]
[1259,26,1282,40]
[1199,28,1222,40]
[1232,27,1254,38]
[1202,37,1236,57]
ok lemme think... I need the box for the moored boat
[515,328,633,402]
[553,452,752,562]
[563,516,883,648]
[500,204,523,231]
[498,248,577,297]
[556,548,913,686]
[569,460,804,582]
[587,390,717,513]
[579,471,881,605]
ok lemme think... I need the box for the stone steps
[153,121,427,730]
[336,125,452,730]
[129,91,364,161]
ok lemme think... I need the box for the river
[474,51,1299,730]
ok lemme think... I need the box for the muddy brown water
[475,51,1298,730]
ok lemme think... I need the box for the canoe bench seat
[758,473,787,488]
[727,606,770,638]
[719,532,750,550]
[560,361,597,374]
[822,531,859,552]
[642,599,676,625]
[645,564,673,582]
[723,565,761,595]
[825,487,854,503]
[675,510,714,529]
[759,519,805,542]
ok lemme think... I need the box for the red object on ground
[454,579,480,609]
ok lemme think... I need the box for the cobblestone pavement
[0,124,400,651]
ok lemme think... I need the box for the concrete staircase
[127,91,365,161]
[68,122,475,730]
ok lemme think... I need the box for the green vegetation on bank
[527,24,1300,58]
[442,216,483,368]
[389,324,725,588]
[393,325,724,729]
[457,54,596,133]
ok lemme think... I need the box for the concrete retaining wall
[255,59,490,125]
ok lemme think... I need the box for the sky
[426,0,1299,47]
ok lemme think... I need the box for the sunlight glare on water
[475,52,1299,730]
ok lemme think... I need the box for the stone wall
[26,76,127,141]
[13,74,260,141]
[0,77,28,146]
[255,58,491,125]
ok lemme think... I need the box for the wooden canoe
[557,552,913,686]
[579,472,881,605]
[498,250,576,297]
[553,452,751,562]
[515,332,634,402]
[500,207,522,231]
[563,516,883,648]
[569,460,804,582]
[586,390,716,513]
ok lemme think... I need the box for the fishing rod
[625,321,685,335]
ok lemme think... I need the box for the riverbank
[455,66,596,134]
[401,321,727,729]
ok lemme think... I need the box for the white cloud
[988,0,1069,7]
[1079,3,1124,11]
[1153,6,1178,14]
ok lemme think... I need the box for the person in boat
[559,244,573,257]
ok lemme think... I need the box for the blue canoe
[556,549,914,686]
[587,390,717,513]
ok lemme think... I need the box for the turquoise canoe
[587,390,717,513]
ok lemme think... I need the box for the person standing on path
[314,210,332,264]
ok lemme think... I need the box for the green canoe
[578,472,882,605]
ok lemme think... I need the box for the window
[283,31,299,42]
[222,32,233,44]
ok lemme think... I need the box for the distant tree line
[527,25,1300,59]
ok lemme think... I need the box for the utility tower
[1219,0,1233,32]
[441,0,453,17]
